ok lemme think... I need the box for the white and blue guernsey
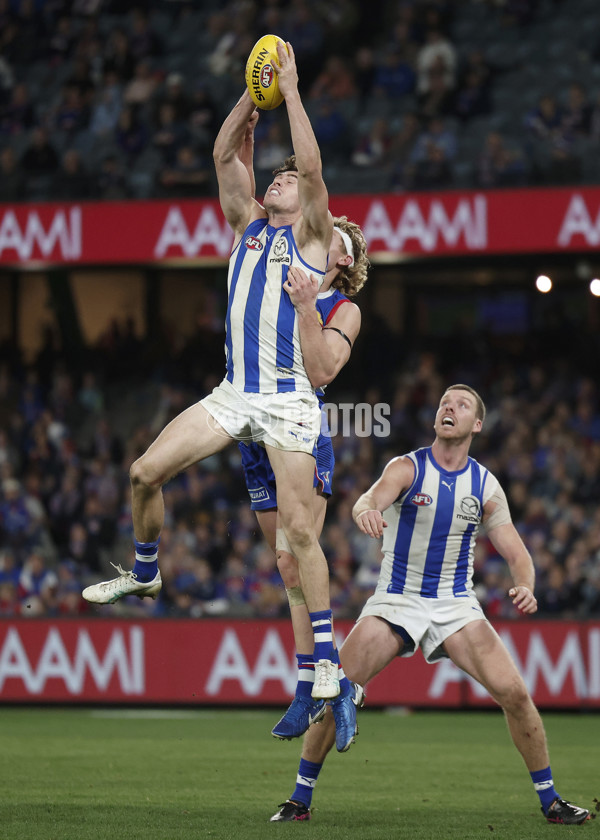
[379,447,499,599]
[225,219,326,394]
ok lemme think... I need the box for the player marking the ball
[82,41,353,725]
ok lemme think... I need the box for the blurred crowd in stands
[0,0,600,201]
[1,304,599,623]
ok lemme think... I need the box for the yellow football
[245,34,286,110]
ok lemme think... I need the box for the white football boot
[311,659,340,700]
[82,563,162,604]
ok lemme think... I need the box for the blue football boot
[330,682,365,752]
[271,695,327,740]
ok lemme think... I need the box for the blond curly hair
[330,216,370,298]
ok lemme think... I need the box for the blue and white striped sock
[133,538,159,582]
[295,653,315,699]
[310,609,335,662]
[290,758,322,809]
[530,766,559,813]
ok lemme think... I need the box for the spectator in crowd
[353,46,377,105]
[417,58,456,119]
[115,104,147,164]
[104,26,136,82]
[387,111,422,189]
[373,46,416,100]
[0,81,35,136]
[20,126,59,187]
[155,72,192,123]
[187,81,219,152]
[89,70,122,138]
[94,153,130,199]
[156,144,210,198]
[309,55,357,102]
[562,82,591,136]
[407,139,454,190]
[151,101,188,165]
[53,83,88,136]
[0,146,26,201]
[53,148,92,200]
[311,97,350,162]
[351,116,392,167]
[454,67,492,122]
[411,116,457,163]
[123,59,158,108]
[476,131,527,187]
[416,27,457,96]
[128,6,162,62]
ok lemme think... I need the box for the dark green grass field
[1,707,598,840]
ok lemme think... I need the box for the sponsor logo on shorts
[457,495,481,522]
[411,493,433,506]
[288,426,312,443]
[249,485,270,502]
[245,235,263,251]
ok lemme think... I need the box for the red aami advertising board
[0,619,598,708]
[1,186,600,266]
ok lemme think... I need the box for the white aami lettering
[205,628,296,696]
[557,194,600,246]
[0,208,81,260]
[589,629,600,699]
[363,196,487,253]
[154,206,233,258]
[428,629,589,700]
[506,630,587,697]
[0,626,144,695]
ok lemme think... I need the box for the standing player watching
[271,384,590,825]
[239,215,369,751]
[83,42,345,703]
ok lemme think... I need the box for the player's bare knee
[280,519,314,554]
[496,677,530,714]
[130,456,162,490]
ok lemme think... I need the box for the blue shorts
[239,432,334,511]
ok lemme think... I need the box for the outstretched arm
[486,519,538,614]
[352,457,415,538]
[213,91,265,237]
[276,42,332,252]
[284,266,360,387]
[237,109,259,198]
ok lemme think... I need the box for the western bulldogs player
[271,385,589,825]
[239,216,369,751]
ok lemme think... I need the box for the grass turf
[1,707,598,840]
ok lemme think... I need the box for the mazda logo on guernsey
[458,495,481,522]
[245,235,263,251]
[411,492,433,506]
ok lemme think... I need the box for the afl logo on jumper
[245,235,263,251]
[458,495,481,522]
[411,493,433,506]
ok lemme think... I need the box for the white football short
[199,378,321,454]
[357,589,489,663]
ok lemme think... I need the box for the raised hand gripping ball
[245,34,287,110]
